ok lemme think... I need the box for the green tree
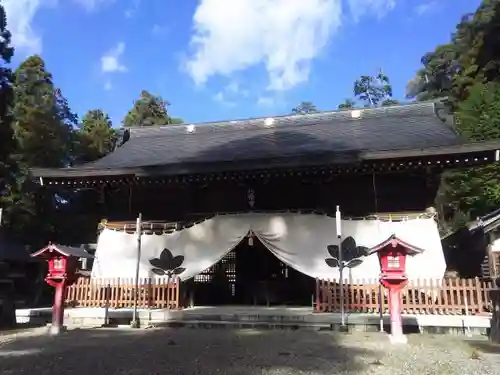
[338,99,355,110]
[13,55,73,168]
[440,82,500,224]
[75,109,116,163]
[381,99,400,106]
[0,4,16,215]
[5,55,76,242]
[123,90,180,127]
[408,1,500,106]
[291,101,318,115]
[353,70,394,107]
[406,44,458,101]
[408,1,500,228]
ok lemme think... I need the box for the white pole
[464,295,471,336]
[379,284,384,332]
[336,206,345,328]
[131,213,142,328]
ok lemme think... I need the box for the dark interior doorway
[183,236,315,306]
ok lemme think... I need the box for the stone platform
[15,306,492,335]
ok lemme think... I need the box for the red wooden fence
[315,278,495,315]
[65,277,181,309]
[65,277,495,315]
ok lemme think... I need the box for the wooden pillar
[490,289,500,344]
[487,232,498,279]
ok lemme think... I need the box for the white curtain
[91,213,446,282]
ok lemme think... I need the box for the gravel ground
[0,327,499,375]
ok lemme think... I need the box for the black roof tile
[83,101,462,170]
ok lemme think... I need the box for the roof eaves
[361,140,500,160]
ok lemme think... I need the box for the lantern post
[30,244,93,335]
[367,235,423,344]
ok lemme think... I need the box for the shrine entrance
[186,235,315,306]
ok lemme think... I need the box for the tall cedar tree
[0,4,15,217]
[123,90,180,127]
[8,56,77,243]
[75,109,116,163]
[13,55,74,168]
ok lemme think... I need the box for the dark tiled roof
[83,101,461,170]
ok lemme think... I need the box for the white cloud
[100,42,127,73]
[124,0,140,18]
[151,24,167,36]
[414,1,437,16]
[73,0,115,13]
[2,0,115,55]
[100,42,126,90]
[2,0,46,55]
[185,0,342,92]
[184,0,397,92]
[213,91,236,107]
[212,81,248,107]
[347,0,396,21]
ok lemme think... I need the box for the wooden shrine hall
[31,100,500,307]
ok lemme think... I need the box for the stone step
[147,320,331,330]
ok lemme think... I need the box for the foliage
[353,70,394,107]
[440,82,500,223]
[123,90,180,127]
[0,3,15,221]
[409,0,500,225]
[406,44,458,101]
[3,55,78,241]
[338,99,355,110]
[407,1,500,107]
[291,101,318,114]
[74,109,116,163]
[1,0,500,249]
[0,6,185,246]
[13,56,74,168]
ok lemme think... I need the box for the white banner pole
[131,213,142,328]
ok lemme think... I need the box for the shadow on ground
[0,327,382,375]
[0,322,49,336]
[466,339,500,355]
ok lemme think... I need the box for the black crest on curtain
[325,236,368,269]
[149,248,186,276]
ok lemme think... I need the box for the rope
[99,210,436,235]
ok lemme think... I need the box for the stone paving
[0,327,499,374]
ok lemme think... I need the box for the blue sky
[4,0,482,126]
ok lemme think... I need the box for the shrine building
[31,100,500,306]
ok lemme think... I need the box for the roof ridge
[125,100,442,139]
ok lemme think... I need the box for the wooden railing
[315,278,495,315]
[65,277,181,309]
